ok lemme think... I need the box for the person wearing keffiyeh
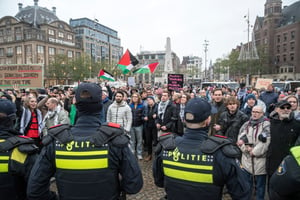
[155,90,177,136]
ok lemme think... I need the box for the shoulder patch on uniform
[201,135,241,158]
[42,124,73,145]
[276,160,286,175]
[158,133,176,150]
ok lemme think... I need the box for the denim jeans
[246,171,266,200]
[130,125,143,157]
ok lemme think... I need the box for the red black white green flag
[133,62,159,74]
[98,69,115,81]
[117,49,139,74]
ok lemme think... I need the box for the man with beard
[107,91,132,133]
[266,100,300,189]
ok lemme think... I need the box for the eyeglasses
[280,106,291,110]
[252,111,262,114]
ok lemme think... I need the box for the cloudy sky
[0,0,298,63]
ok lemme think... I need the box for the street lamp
[203,40,209,81]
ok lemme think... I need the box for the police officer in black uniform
[269,145,300,200]
[0,99,38,200]
[27,83,143,200]
[153,97,251,200]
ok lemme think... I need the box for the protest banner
[168,74,183,91]
[0,64,43,88]
[255,78,273,89]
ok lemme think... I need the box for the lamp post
[203,40,209,81]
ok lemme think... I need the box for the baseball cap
[184,97,216,123]
[275,100,291,108]
[75,83,102,114]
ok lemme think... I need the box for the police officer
[269,145,300,200]
[153,97,251,200]
[27,83,143,200]
[0,99,38,200]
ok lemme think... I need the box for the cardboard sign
[128,77,135,86]
[0,64,43,88]
[168,74,183,91]
[255,78,273,89]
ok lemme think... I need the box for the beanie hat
[75,83,102,114]
[147,96,155,102]
[246,94,256,101]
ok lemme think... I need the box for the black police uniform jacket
[27,115,143,200]
[0,127,38,200]
[269,146,300,200]
[153,128,251,200]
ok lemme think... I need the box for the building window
[290,42,295,51]
[0,29,3,36]
[151,55,156,59]
[277,35,280,43]
[0,48,4,56]
[37,45,44,54]
[6,47,13,57]
[6,28,11,35]
[58,32,64,38]
[277,45,280,53]
[276,56,280,63]
[16,34,22,40]
[283,54,287,62]
[16,46,22,54]
[291,31,295,40]
[26,45,32,53]
[67,34,72,40]
[48,29,55,35]
[15,27,21,33]
[283,33,287,42]
[288,67,293,73]
[283,44,287,52]
[67,51,73,58]
[290,53,294,61]
[49,47,55,55]
[144,55,149,59]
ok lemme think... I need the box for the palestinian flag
[98,69,115,81]
[133,62,159,74]
[117,49,139,74]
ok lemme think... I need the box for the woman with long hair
[20,96,44,148]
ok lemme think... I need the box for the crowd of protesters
[1,81,300,199]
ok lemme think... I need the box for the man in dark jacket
[153,98,251,200]
[156,90,177,135]
[0,99,38,200]
[209,88,226,136]
[267,100,300,185]
[216,96,249,143]
[260,84,278,116]
[27,83,143,200]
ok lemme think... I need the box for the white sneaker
[137,155,143,160]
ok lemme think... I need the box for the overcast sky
[0,0,298,63]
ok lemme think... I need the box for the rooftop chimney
[34,0,38,6]
[52,7,56,15]
[18,3,23,11]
